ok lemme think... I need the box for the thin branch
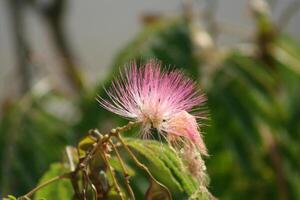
[99,148,125,200]
[116,134,172,199]
[116,135,154,179]
[70,171,83,200]
[81,169,88,200]
[19,173,70,199]
[79,122,138,170]
[18,121,138,199]
[109,140,135,200]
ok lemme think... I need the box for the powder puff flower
[98,59,207,155]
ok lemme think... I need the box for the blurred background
[0,0,300,199]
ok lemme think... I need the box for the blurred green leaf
[2,195,17,200]
[0,94,71,196]
[34,163,72,200]
[110,19,199,78]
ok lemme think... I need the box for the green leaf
[146,176,172,200]
[34,163,73,200]
[125,139,210,199]
[2,195,17,200]
[0,94,72,196]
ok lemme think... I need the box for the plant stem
[19,173,70,199]
[99,149,125,200]
[116,134,156,180]
[19,121,138,200]
[116,134,172,199]
[109,140,135,200]
[79,121,138,170]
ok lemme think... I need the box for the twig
[19,173,70,199]
[109,140,135,200]
[18,121,138,199]
[81,169,89,200]
[99,148,125,200]
[78,121,137,170]
[116,134,154,179]
[116,134,172,199]
[70,171,83,200]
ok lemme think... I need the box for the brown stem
[79,122,138,170]
[116,135,154,180]
[18,121,138,199]
[99,148,125,200]
[260,124,289,200]
[19,173,70,199]
[109,140,135,200]
[116,135,172,199]
[70,171,83,200]
[40,0,85,92]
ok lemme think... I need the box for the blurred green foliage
[1,5,300,200]
[34,163,73,200]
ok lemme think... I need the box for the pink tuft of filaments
[98,59,207,155]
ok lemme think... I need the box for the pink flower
[165,111,207,155]
[98,59,207,155]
